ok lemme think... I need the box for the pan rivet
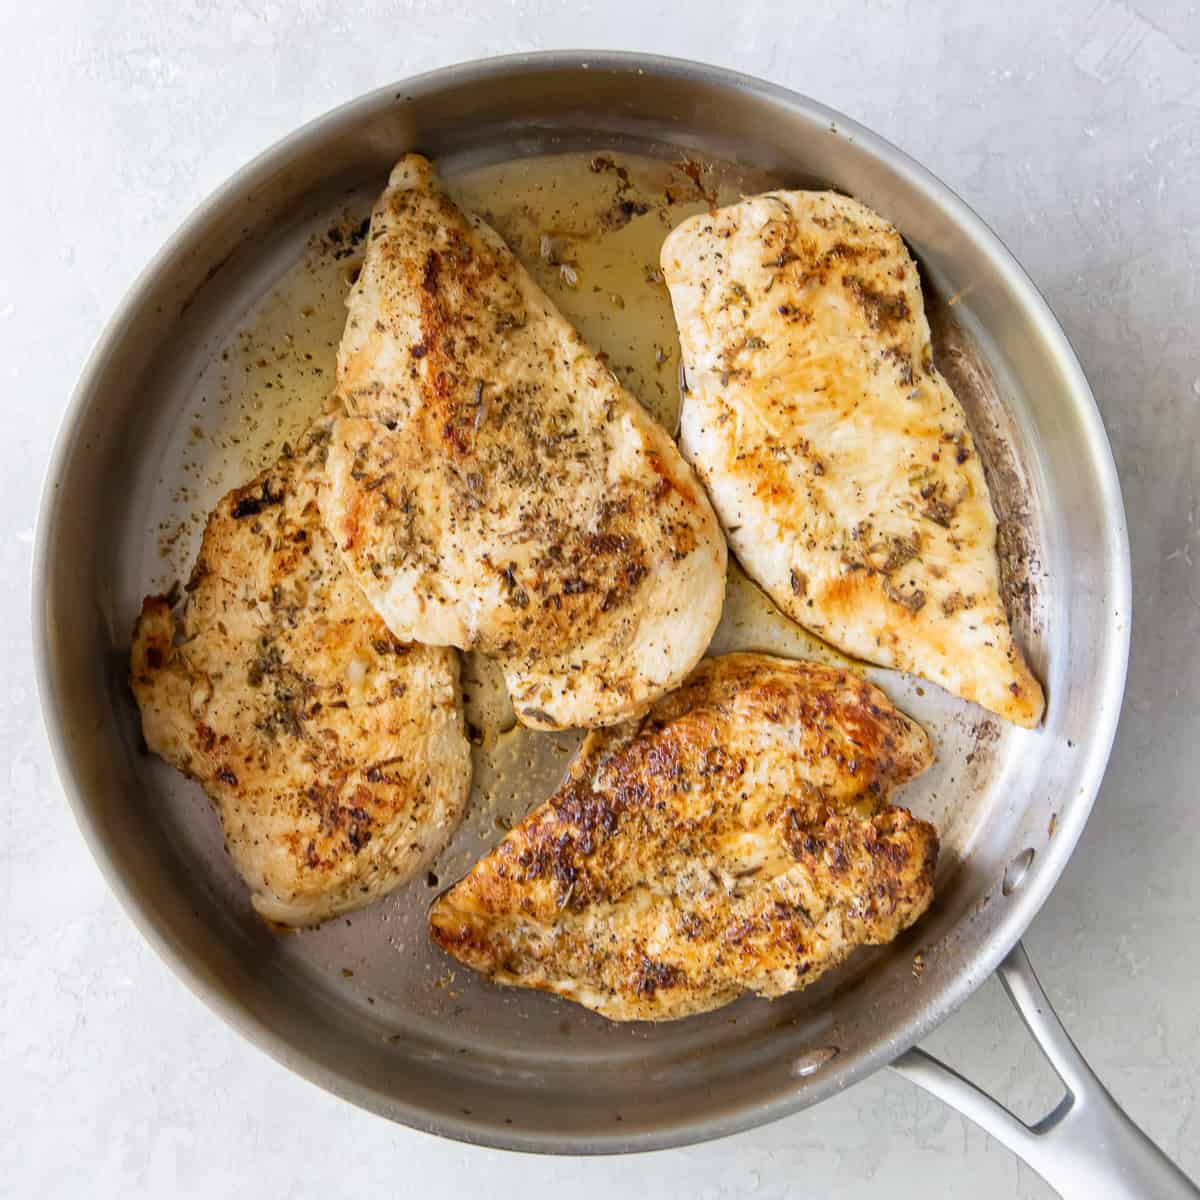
[1002,848,1035,896]
[792,1046,839,1077]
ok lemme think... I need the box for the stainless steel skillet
[33,52,1192,1197]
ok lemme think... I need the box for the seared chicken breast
[320,155,726,731]
[661,192,1044,726]
[430,653,936,1021]
[129,421,471,927]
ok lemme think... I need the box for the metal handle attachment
[892,942,1198,1199]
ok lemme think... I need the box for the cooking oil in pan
[144,149,1007,1015]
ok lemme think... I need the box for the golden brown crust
[320,154,726,730]
[430,653,937,1020]
[129,420,471,927]
[661,191,1044,727]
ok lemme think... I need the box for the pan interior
[39,60,1124,1153]
[112,143,1044,1126]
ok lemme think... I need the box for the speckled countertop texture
[3,2,1198,1197]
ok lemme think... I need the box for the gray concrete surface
[2,2,1198,1196]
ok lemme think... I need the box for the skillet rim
[32,49,1131,1153]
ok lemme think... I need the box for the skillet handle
[891,942,1198,1199]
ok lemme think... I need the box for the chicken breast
[430,653,936,1021]
[129,421,471,927]
[319,154,726,731]
[661,192,1044,726]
